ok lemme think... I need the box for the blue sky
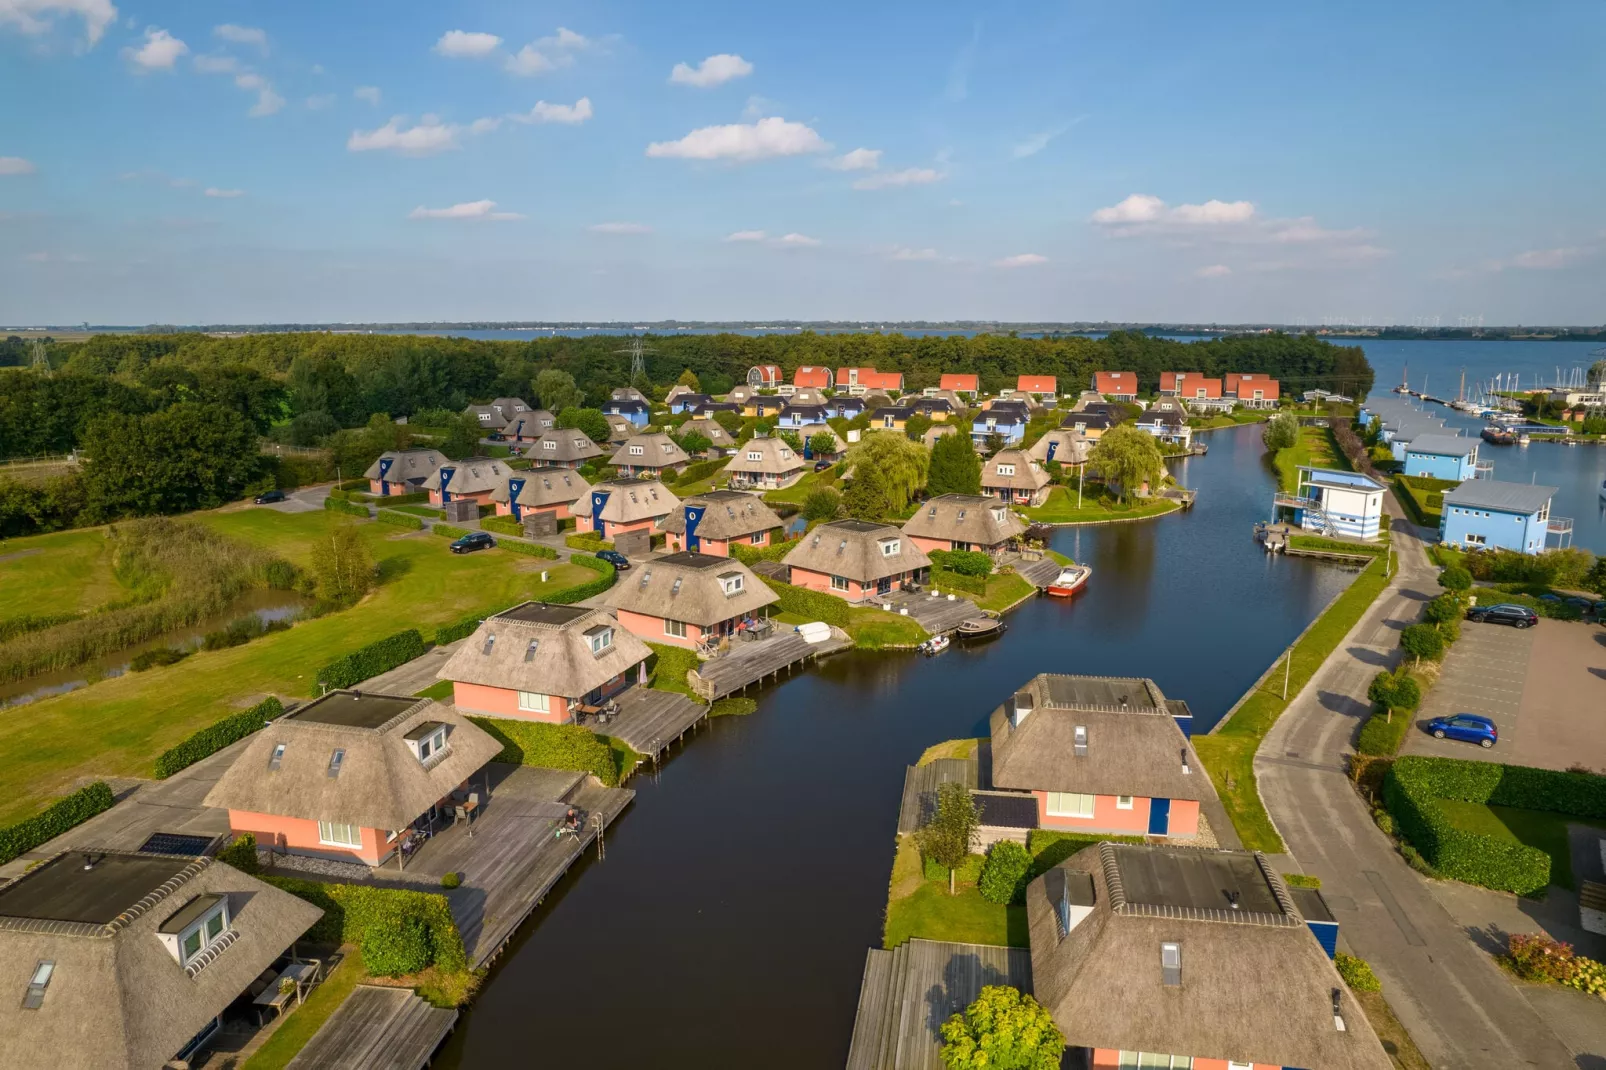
[1,0,1602,325]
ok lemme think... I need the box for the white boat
[918,634,951,656]
[1045,565,1091,598]
[1518,433,1531,446]
[1599,479,1606,503]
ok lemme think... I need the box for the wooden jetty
[1256,521,1379,564]
[875,590,982,635]
[590,687,707,759]
[287,985,456,1070]
[1014,556,1065,590]
[896,757,979,834]
[1157,486,1196,509]
[688,628,853,700]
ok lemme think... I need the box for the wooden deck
[874,590,981,635]
[594,687,707,757]
[1014,557,1064,589]
[896,758,979,834]
[286,985,456,1070]
[688,629,853,700]
[845,939,1034,1070]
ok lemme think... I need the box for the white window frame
[746,451,763,462]
[750,532,765,544]
[831,574,850,591]
[1045,792,1095,818]
[880,539,900,557]
[721,575,744,595]
[518,691,549,713]
[1117,795,1134,810]
[997,464,1015,476]
[664,619,688,638]
[318,821,363,849]
[589,628,613,653]
[629,445,644,455]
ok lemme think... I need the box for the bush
[378,491,429,506]
[338,478,369,492]
[545,554,616,605]
[216,832,261,874]
[469,716,624,785]
[480,514,524,537]
[928,549,994,577]
[499,539,560,559]
[0,781,117,865]
[728,537,800,565]
[1424,592,1462,624]
[802,488,841,522]
[1399,622,1445,664]
[1438,566,1472,593]
[433,524,471,539]
[364,916,433,975]
[130,646,190,671]
[376,509,425,530]
[938,985,1064,1070]
[154,697,285,778]
[1357,706,1415,758]
[316,629,427,690]
[646,642,705,702]
[977,840,1033,905]
[264,877,466,975]
[1335,952,1382,992]
[323,496,369,518]
[1484,589,1585,621]
[677,458,726,485]
[565,532,613,551]
[1505,932,1586,986]
[440,871,461,889]
[757,576,850,626]
[929,567,987,596]
[924,852,986,885]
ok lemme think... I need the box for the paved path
[1256,518,1580,1070]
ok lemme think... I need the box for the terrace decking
[594,687,707,757]
[1014,556,1064,589]
[872,589,982,636]
[896,758,980,834]
[687,629,853,700]
[286,985,456,1070]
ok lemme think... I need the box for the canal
[438,422,1357,1068]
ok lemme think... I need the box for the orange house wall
[451,681,572,724]
[788,566,912,604]
[227,810,388,867]
[1034,793,1200,837]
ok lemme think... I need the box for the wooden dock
[593,687,707,758]
[1014,557,1064,589]
[875,590,982,635]
[688,629,853,700]
[286,985,456,1070]
[896,758,979,834]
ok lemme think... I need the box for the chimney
[1011,690,1035,727]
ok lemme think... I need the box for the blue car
[1426,713,1498,749]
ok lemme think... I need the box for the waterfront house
[1439,479,1562,554]
[669,392,712,415]
[836,367,905,396]
[1027,843,1390,1070]
[1226,372,1280,408]
[1161,373,1231,412]
[782,519,931,602]
[610,387,648,403]
[611,432,691,478]
[872,405,913,431]
[204,690,503,867]
[422,457,516,506]
[747,364,783,389]
[1059,410,1114,440]
[677,417,734,454]
[794,365,834,390]
[982,449,1052,506]
[972,400,1030,446]
[940,372,980,397]
[1401,432,1478,481]
[603,551,778,649]
[501,408,555,445]
[1027,428,1091,467]
[902,493,1026,555]
[491,465,591,521]
[660,490,785,556]
[988,674,1209,838]
[602,398,651,428]
[575,477,681,540]
[440,603,650,723]
[528,429,606,469]
[0,849,323,1070]
[1018,374,1058,397]
[1092,371,1139,401]
[724,435,805,490]
[1133,401,1193,448]
[1276,466,1388,541]
[365,447,447,497]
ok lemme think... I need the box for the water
[439,423,1352,1069]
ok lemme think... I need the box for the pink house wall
[451,681,571,724]
[790,566,913,604]
[615,608,705,649]
[1034,793,1200,837]
[1092,1052,1276,1070]
[494,501,574,519]
[428,487,495,506]
[227,810,389,867]
[665,530,772,555]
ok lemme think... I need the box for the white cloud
[192,53,238,74]
[1091,193,1254,227]
[724,230,767,242]
[669,53,753,88]
[889,246,940,262]
[213,23,266,51]
[125,26,187,71]
[742,95,781,120]
[646,117,828,162]
[408,200,524,221]
[1090,193,1165,224]
[505,44,555,75]
[588,222,651,234]
[1195,264,1231,278]
[1012,131,1058,159]
[354,86,381,106]
[852,167,942,191]
[538,27,591,50]
[348,116,460,155]
[305,93,336,110]
[0,0,117,47]
[434,30,501,58]
[824,148,880,172]
[0,156,36,175]
[1088,193,1387,267]
[1510,246,1590,270]
[994,253,1047,268]
[775,232,820,247]
[234,72,283,116]
[509,97,592,125]
[467,116,502,135]
[1171,199,1255,224]
[505,26,594,76]
[203,187,244,198]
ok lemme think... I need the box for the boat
[918,634,951,656]
[1480,426,1515,446]
[1518,433,1531,447]
[1599,478,1606,503]
[955,617,1006,641]
[1045,564,1091,598]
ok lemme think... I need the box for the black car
[450,531,496,554]
[596,549,630,570]
[1466,603,1538,628]
[813,459,833,472]
[253,490,286,505]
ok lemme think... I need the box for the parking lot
[1403,618,1606,771]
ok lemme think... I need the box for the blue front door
[1148,798,1171,836]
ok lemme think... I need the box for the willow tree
[1087,425,1163,502]
[845,432,929,515]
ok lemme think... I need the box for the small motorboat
[955,617,1006,641]
[1045,565,1091,598]
[1517,433,1531,446]
[918,634,951,656]
[1599,478,1606,503]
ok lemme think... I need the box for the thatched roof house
[527,430,606,468]
[659,490,784,555]
[725,435,805,489]
[0,850,323,1070]
[603,552,777,647]
[981,448,1051,506]
[901,493,1025,555]
[580,477,681,538]
[782,519,931,602]
[467,397,531,426]
[604,414,637,444]
[421,457,518,503]
[610,432,691,475]
[1027,843,1390,1070]
[363,448,447,490]
[490,466,591,518]
[501,408,555,441]
[1026,429,1092,467]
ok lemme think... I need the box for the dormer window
[997,464,1015,476]
[543,440,556,450]
[880,539,900,556]
[21,961,54,1009]
[418,727,446,761]
[720,573,744,595]
[572,438,587,449]
[991,507,1006,522]
[587,626,613,654]
[747,451,763,461]
[159,894,231,969]
[630,445,644,455]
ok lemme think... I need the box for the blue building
[1401,433,1478,481]
[777,403,827,428]
[972,401,1029,445]
[1439,480,1565,554]
[603,399,651,427]
[669,393,712,415]
[1274,467,1388,541]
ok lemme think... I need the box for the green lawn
[1022,486,1180,525]
[972,571,1037,613]
[413,679,455,700]
[1437,801,1606,891]
[882,837,1027,949]
[762,469,839,506]
[845,607,929,649]
[0,508,601,825]
[0,527,125,619]
[240,952,366,1070]
[645,641,704,701]
[1273,425,1349,492]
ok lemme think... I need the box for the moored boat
[918,634,951,656]
[1480,426,1515,446]
[1045,564,1091,598]
[955,616,1006,640]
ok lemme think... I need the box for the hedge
[928,548,994,577]
[1286,535,1388,557]
[480,514,525,537]
[337,478,369,492]
[674,457,727,485]
[323,496,370,518]
[929,566,987,596]
[155,696,285,778]
[379,491,429,506]
[376,509,425,531]
[977,840,1032,904]
[435,614,485,645]
[758,576,850,626]
[646,642,705,703]
[262,876,467,975]
[565,532,613,552]
[317,629,427,690]
[544,554,616,604]
[469,717,623,785]
[0,781,117,865]
[216,832,261,874]
[499,539,560,559]
[433,524,471,539]
[729,537,800,565]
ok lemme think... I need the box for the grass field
[0,507,599,825]
[1273,425,1349,492]
[882,837,1027,949]
[0,527,124,619]
[761,469,839,506]
[1437,801,1606,891]
[845,607,929,649]
[1022,486,1180,525]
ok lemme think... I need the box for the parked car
[596,549,631,570]
[1466,603,1538,628]
[1426,713,1498,749]
[450,531,495,554]
[253,490,286,505]
[813,459,833,472]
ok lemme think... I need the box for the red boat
[1045,565,1091,597]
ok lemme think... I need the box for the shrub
[337,478,369,492]
[729,537,801,565]
[565,532,613,551]
[1424,592,1462,624]
[377,509,425,530]
[264,877,465,975]
[802,488,841,522]
[1335,952,1382,992]
[1282,872,1322,888]
[480,514,524,537]
[1373,808,1396,835]
[130,646,190,671]
[441,871,461,889]
[677,458,726,485]
[646,642,705,702]
[1438,566,1472,593]
[364,915,433,975]
[216,833,261,874]
[1506,932,1579,984]
[545,554,616,605]
[379,491,429,506]
[929,549,994,577]
[758,576,850,626]
[154,697,285,778]
[1399,622,1445,665]
[977,840,1033,905]
[0,781,117,865]
[499,538,560,560]
[938,985,1065,1070]
[316,629,427,690]
[710,697,757,717]
[923,851,986,885]
[433,524,471,539]
[323,496,369,518]
[469,716,624,785]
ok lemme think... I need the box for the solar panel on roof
[138,833,215,856]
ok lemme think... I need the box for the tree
[1585,556,1606,597]
[1367,669,1420,723]
[917,781,980,895]
[844,433,928,515]
[676,368,700,391]
[1437,566,1472,594]
[1086,425,1164,501]
[81,401,262,521]
[532,368,583,414]
[1423,592,1461,624]
[1400,622,1445,667]
[285,410,339,447]
[904,412,933,441]
[1262,412,1299,451]
[842,462,891,520]
[677,429,712,456]
[938,986,1065,1070]
[310,522,376,606]
[438,413,486,459]
[802,488,841,522]
[713,410,743,437]
[778,429,804,453]
[808,430,838,457]
[928,430,982,496]
[557,406,611,445]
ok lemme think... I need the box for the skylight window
[267,743,286,771]
[21,961,54,1010]
[1074,725,1088,757]
[671,577,683,595]
[327,749,345,778]
[524,639,540,661]
[482,632,496,656]
[640,569,652,588]
[1161,942,1182,986]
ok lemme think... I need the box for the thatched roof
[989,674,1207,801]
[610,433,691,469]
[438,603,650,699]
[611,387,647,402]
[1026,430,1091,466]
[0,851,322,1070]
[782,519,931,583]
[202,692,503,830]
[363,448,447,482]
[528,431,606,464]
[1028,844,1391,1070]
[727,436,804,477]
[604,415,637,442]
[602,552,777,625]
[421,457,517,496]
[489,466,592,508]
[502,409,555,436]
[658,490,784,540]
[923,424,959,448]
[901,494,1025,547]
[592,478,681,523]
[981,449,1051,492]
[677,418,733,447]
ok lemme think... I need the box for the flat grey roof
[496,602,590,626]
[290,691,417,729]
[1442,479,1557,515]
[1402,433,1475,457]
[655,551,729,570]
[1111,845,1283,916]
[1289,885,1335,924]
[828,519,893,534]
[1040,675,1160,712]
[0,852,191,925]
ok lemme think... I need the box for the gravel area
[256,850,372,882]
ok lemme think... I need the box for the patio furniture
[454,793,480,836]
[252,961,320,1025]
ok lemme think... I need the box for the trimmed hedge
[379,491,429,506]
[435,614,484,645]
[758,576,850,626]
[376,509,425,530]
[216,832,261,874]
[929,566,987,596]
[317,629,427,690]
[928,548,994,577]
[544,554,616,605]
[499,539,560,559]
[432,524,471,539]
[728,537,800,565]
[646,642,706,703]
[323,495,370,518]
[565,532,614,552]
[469,717,623,785]
[479,514,525,537]
[262,876,467,975]
[155,696,285,778]
[0,781,117,865]
[337,478,369,492]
